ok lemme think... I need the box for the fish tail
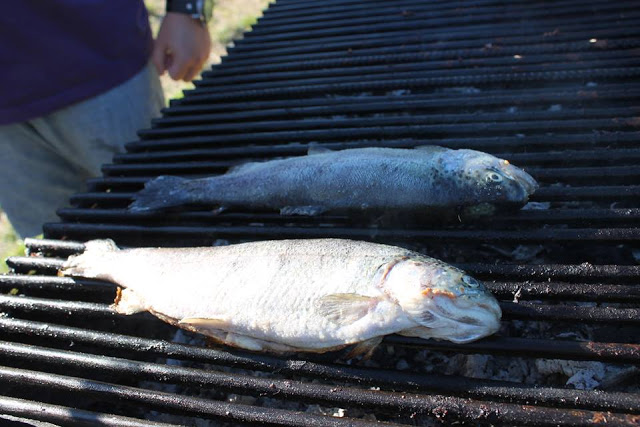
[129,175,190,212]
[59,239,119,279]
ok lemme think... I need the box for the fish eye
[462,275,480,288]
[486,171,503,183]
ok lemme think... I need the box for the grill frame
[2,0,640,425]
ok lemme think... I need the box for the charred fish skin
[128,146,538,215]
[60,238,502,354]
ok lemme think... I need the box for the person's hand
[152,12,211,82]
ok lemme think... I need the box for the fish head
[442,150,538,209]
[381,257,502,343]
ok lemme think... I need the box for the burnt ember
[2,0,640,425]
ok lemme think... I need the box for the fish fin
[112,287,147,315]
[59,239,119,278]
[179,316,232,330]
[280,205,327,216]
[344,336,383,360]
[397,326,434,339]
[316,293,379,324]
[414,145,449,153]
[224,333,265,351]
[129,176,190,212]
[307,144,333,155]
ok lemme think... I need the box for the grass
[0,0,271,272]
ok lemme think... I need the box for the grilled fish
[60,238,502,355]
[128,146,538,216]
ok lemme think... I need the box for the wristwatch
[166,0,213,25]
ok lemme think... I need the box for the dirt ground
[0,0,271,272]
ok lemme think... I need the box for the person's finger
[168,53,192,81]
[151,40,169,75]
[183,66,199,82]
[184,57,207,81]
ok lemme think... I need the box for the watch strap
[167,0,201,19]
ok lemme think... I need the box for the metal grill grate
[1,0,639,425]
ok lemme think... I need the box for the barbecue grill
[1,0,639,425]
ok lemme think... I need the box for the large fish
[128,146,538,216]
[60,238,502,355]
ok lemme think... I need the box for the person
[0,0,212,238]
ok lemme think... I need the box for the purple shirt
[0,1,153,125]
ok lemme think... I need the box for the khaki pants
[0,63,164,238]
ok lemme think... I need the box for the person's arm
[152,9,212,82]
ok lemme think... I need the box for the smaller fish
[60,238,502,356]
[128,146,538,217]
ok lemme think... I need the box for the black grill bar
[0,275,111,296]
[98,164,639,186]
[156,99,640,130]
[229,27,640,66]
[128,129,640,153]
[1,318,638,412]
[236,5,637,45]
[179,68,640,102]
[20,272,640,305]
[53,207,640,229]
[0,396,178,427]
[258,0,631,24]
[4,273,640,304]
[4,290,639,326]
[261,0,610,17]
[40,222,640,244]
[199,51,640,87]
[138,113,640,140]
[128,125,640,153]
[219,25,640,66]
[207,39,640,77]
[162,84,638,116]
[1,340,638,427]
[119,140,640,165]
[0,366,384,427]
[3,294,640,363]
[12,239,640,281]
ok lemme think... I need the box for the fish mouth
[508,167,539,197]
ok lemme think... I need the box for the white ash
[305,404,346,417]
[482,243,544,261]
[534,359,622,390]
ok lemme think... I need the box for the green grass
[0,210,25,273]
[1,0,271,273]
